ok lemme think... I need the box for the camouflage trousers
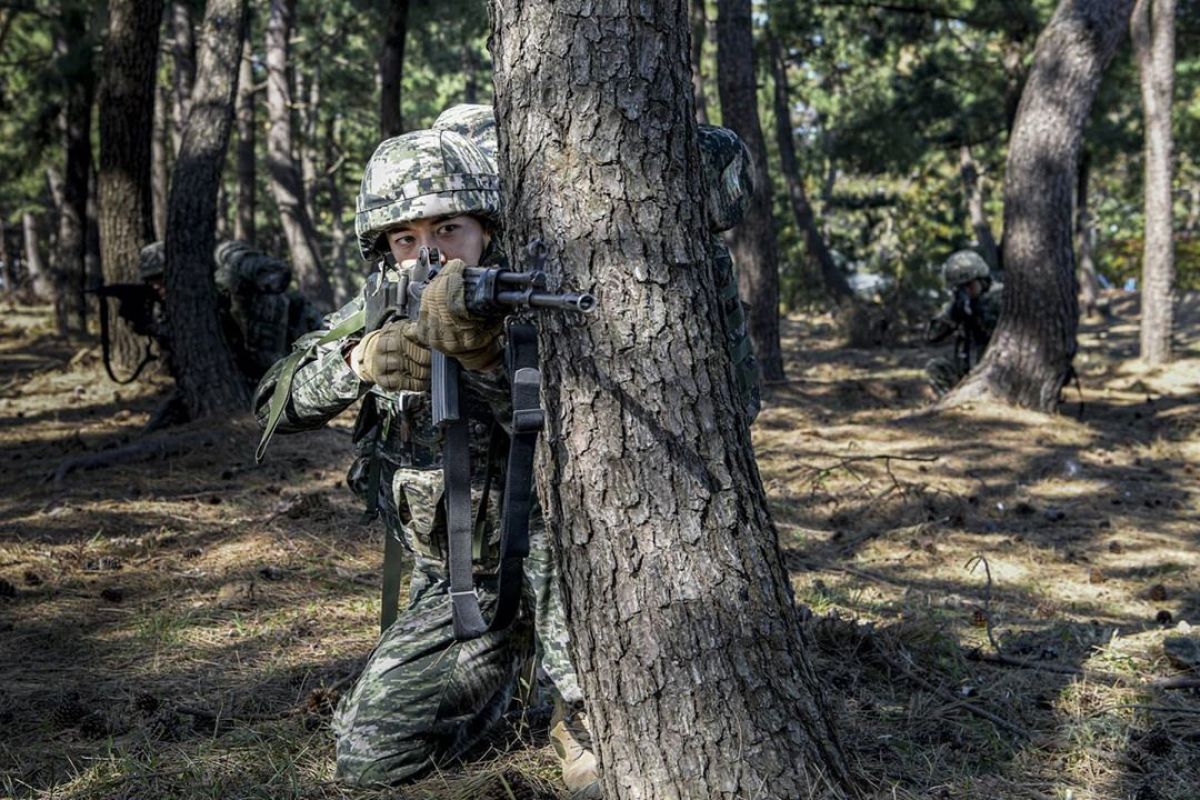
[332,466,582,786]
[925,355,968,396]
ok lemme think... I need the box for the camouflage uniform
[254,129,581,787]
[925,250,1003,394]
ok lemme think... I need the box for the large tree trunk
[1076,150,1102,317]
[690,0,709,124]
[1132,0,1176,365]
[152,59,171,241]
[958,144,1001,270]
[169,1,196,155]
[165,0,250,418]
[942,0,1135,412]
[490,2,855,798]
[769,34,853,304]
[716,0,784,380]
[23,212,53,302]
[98,0,164,373]
[234,36,256,243]
[378,0,408,138]
[54,24,94,336]
[266,0,333,308]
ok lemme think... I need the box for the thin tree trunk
[235,36,256,243]
[54,25,94,336]
[1076,149,1102,317]
[165,0,251,418]
[716,0,785,380]
[98,0,164,371]
[23,212,53,302]
[0,217,11,301]
[266,0,333,308]
[378,0,408,138]
[462,41,478,104]
[170,1,196,155]
[491,1,856,797]
[325,113,354,305]
[1132,0,1175,365]
[298,65,321,227]
[958,144,1001,270]
[86,166,102,317]
[152,64,171,240]
[691,0,709,124]
[769,34,853,303]
[943,0,1136,412]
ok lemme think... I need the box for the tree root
[52,431,215,488]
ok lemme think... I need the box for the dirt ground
[1,293,1198,800]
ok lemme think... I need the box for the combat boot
[550,699,601,800]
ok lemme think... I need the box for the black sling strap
[445,321,543,640]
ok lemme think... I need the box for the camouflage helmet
[433,104,498,163]
[941,250,991,287]
[138,242,165,281]
[699,125,754,233]
[214,240,291,294]
[354,129,500,261]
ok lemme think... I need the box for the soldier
[924,249,1003,395]
[253,117,761,796]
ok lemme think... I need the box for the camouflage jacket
[253,290,513,561]
[928,283,1003,368]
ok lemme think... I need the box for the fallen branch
[52,431,214,487]
[966,555,1002,654]
[1147,676,1200,691]
[966,650,1124,684]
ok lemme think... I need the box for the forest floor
[1,292,1198,800]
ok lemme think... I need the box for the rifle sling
[446,322,542,641]
[255,307,366,463]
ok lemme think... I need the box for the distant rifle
[87,282,158,384]
[363,240,595,641]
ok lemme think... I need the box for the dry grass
[2,294,1198,799]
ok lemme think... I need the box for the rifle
[363,240,595,640]
[87,283,158,384]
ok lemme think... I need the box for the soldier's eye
[437,223,459,237]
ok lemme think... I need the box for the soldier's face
[963,279,984,299]
[385,214,489,265]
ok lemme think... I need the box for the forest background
[2,1,1200,799]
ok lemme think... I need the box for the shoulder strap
[255,307,366,463]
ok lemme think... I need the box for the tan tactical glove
[410,259,503,371]
[352,319,432,392]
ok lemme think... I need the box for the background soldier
[925,249,1003,395]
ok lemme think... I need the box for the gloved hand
[410,259,503,371]
[351,319,432,392]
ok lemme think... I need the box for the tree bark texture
[958,144,1000,271]
[378,0,408,138]
[23,212,53,302]
[153,61,171,241]
[490,2,855,798]
[690,0,709,124]
[942,0,1135,412]
[98,0,165,373]
[266,0,333,309]
[165,0,251,418]
[170,1,196,154]
[298,65,321,227]
[1132,0,1175,365]
[716,0,784,380]
[54,25,94,335]
[1076,150,1102,317]
[234,36,256,243]
[769,35,853,304]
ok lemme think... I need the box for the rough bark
[54,23,94,335]
[169,1,196,154]
[378,0,408,138]
[1076,150,1102,317]
[266,0,333,308]
[490,1,855,798]
[1132,0,1175,365]
[165,0,250,418]
[690,0,709,124]
[958,144,1001,270]
[23,212,53,302]
[234,36,256,244]
[98,0,165,372]
[942,0,1135,412]
[716,0,784,380]
[769,35,853,304]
